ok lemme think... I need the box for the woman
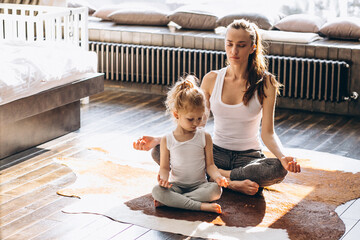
[134,19,300,196]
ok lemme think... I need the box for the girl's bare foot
[154,200,164,208]
[228,179,259,195]
[201,203,222,214]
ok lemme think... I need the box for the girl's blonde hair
[226,19,281,105]
[165,75,206,114]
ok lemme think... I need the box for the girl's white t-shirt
[166,128,207,185]
[209,67,263,151]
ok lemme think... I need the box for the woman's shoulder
[202,70,218,82]
[263,70,277,80]
[262,71,278,91]
[201,69,221,93]
[204,67,228,81]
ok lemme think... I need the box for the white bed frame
[0,3,88,49]
[0,4,104,160]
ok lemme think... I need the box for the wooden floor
[1,81,359,240]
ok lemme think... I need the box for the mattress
[0,40,98,106]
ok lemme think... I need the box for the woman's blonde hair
[226,19,281,105]
[165,75,206,114]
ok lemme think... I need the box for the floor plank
[31,213,110,240]
[1,182,72,225]
[341,199,360,220]
[78,219,131,240]
[109,225,150,240]
[3,166,72,197]
[336,200,356,216]
[5,217,60,240]
[59,216,129,240]
[1,163,63,193]
[0,172,75,218]
[0,197,78,239]
[137,230,186,240]
[342,220,360,240]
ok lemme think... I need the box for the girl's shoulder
[163,132,173,142]
[196,127,207,135]
[197,128,211,136]
[196,128,212,139]
[161,135,168,144]
[195,128,209,147]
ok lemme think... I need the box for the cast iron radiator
[90,42,351,102]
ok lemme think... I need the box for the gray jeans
[152,181,222,211]
[151,144,287,187]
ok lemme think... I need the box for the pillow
[320,17,360,40]
[108,8,169,26]
[274,14,325,33]
[39,0,66,7]
[167,4,219,30]
[92,5,121,20]
[93,2,170,22]
[216,10,282,30]
[67,0,97,15]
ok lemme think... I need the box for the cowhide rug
[57,148,360,240]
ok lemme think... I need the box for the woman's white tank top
[209,67,263,151]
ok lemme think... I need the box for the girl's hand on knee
[159,179,173,188]
[157,174,173,188]
[216,176,229,188]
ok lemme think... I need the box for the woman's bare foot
[154,200,164,208]
[228,179,259,195]
[201,203,222,214]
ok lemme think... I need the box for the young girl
[152,75,229,214]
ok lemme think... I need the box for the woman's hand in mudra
[133,136,157,151]
[280,156,301,173]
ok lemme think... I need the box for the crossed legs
[213,144,287,195]
[152,182,222,213]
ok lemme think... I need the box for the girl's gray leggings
[151,144,287,187]
[152,181,222,211]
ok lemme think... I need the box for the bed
[0,4,104,159]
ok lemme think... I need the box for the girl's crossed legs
[152,181,222,212]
